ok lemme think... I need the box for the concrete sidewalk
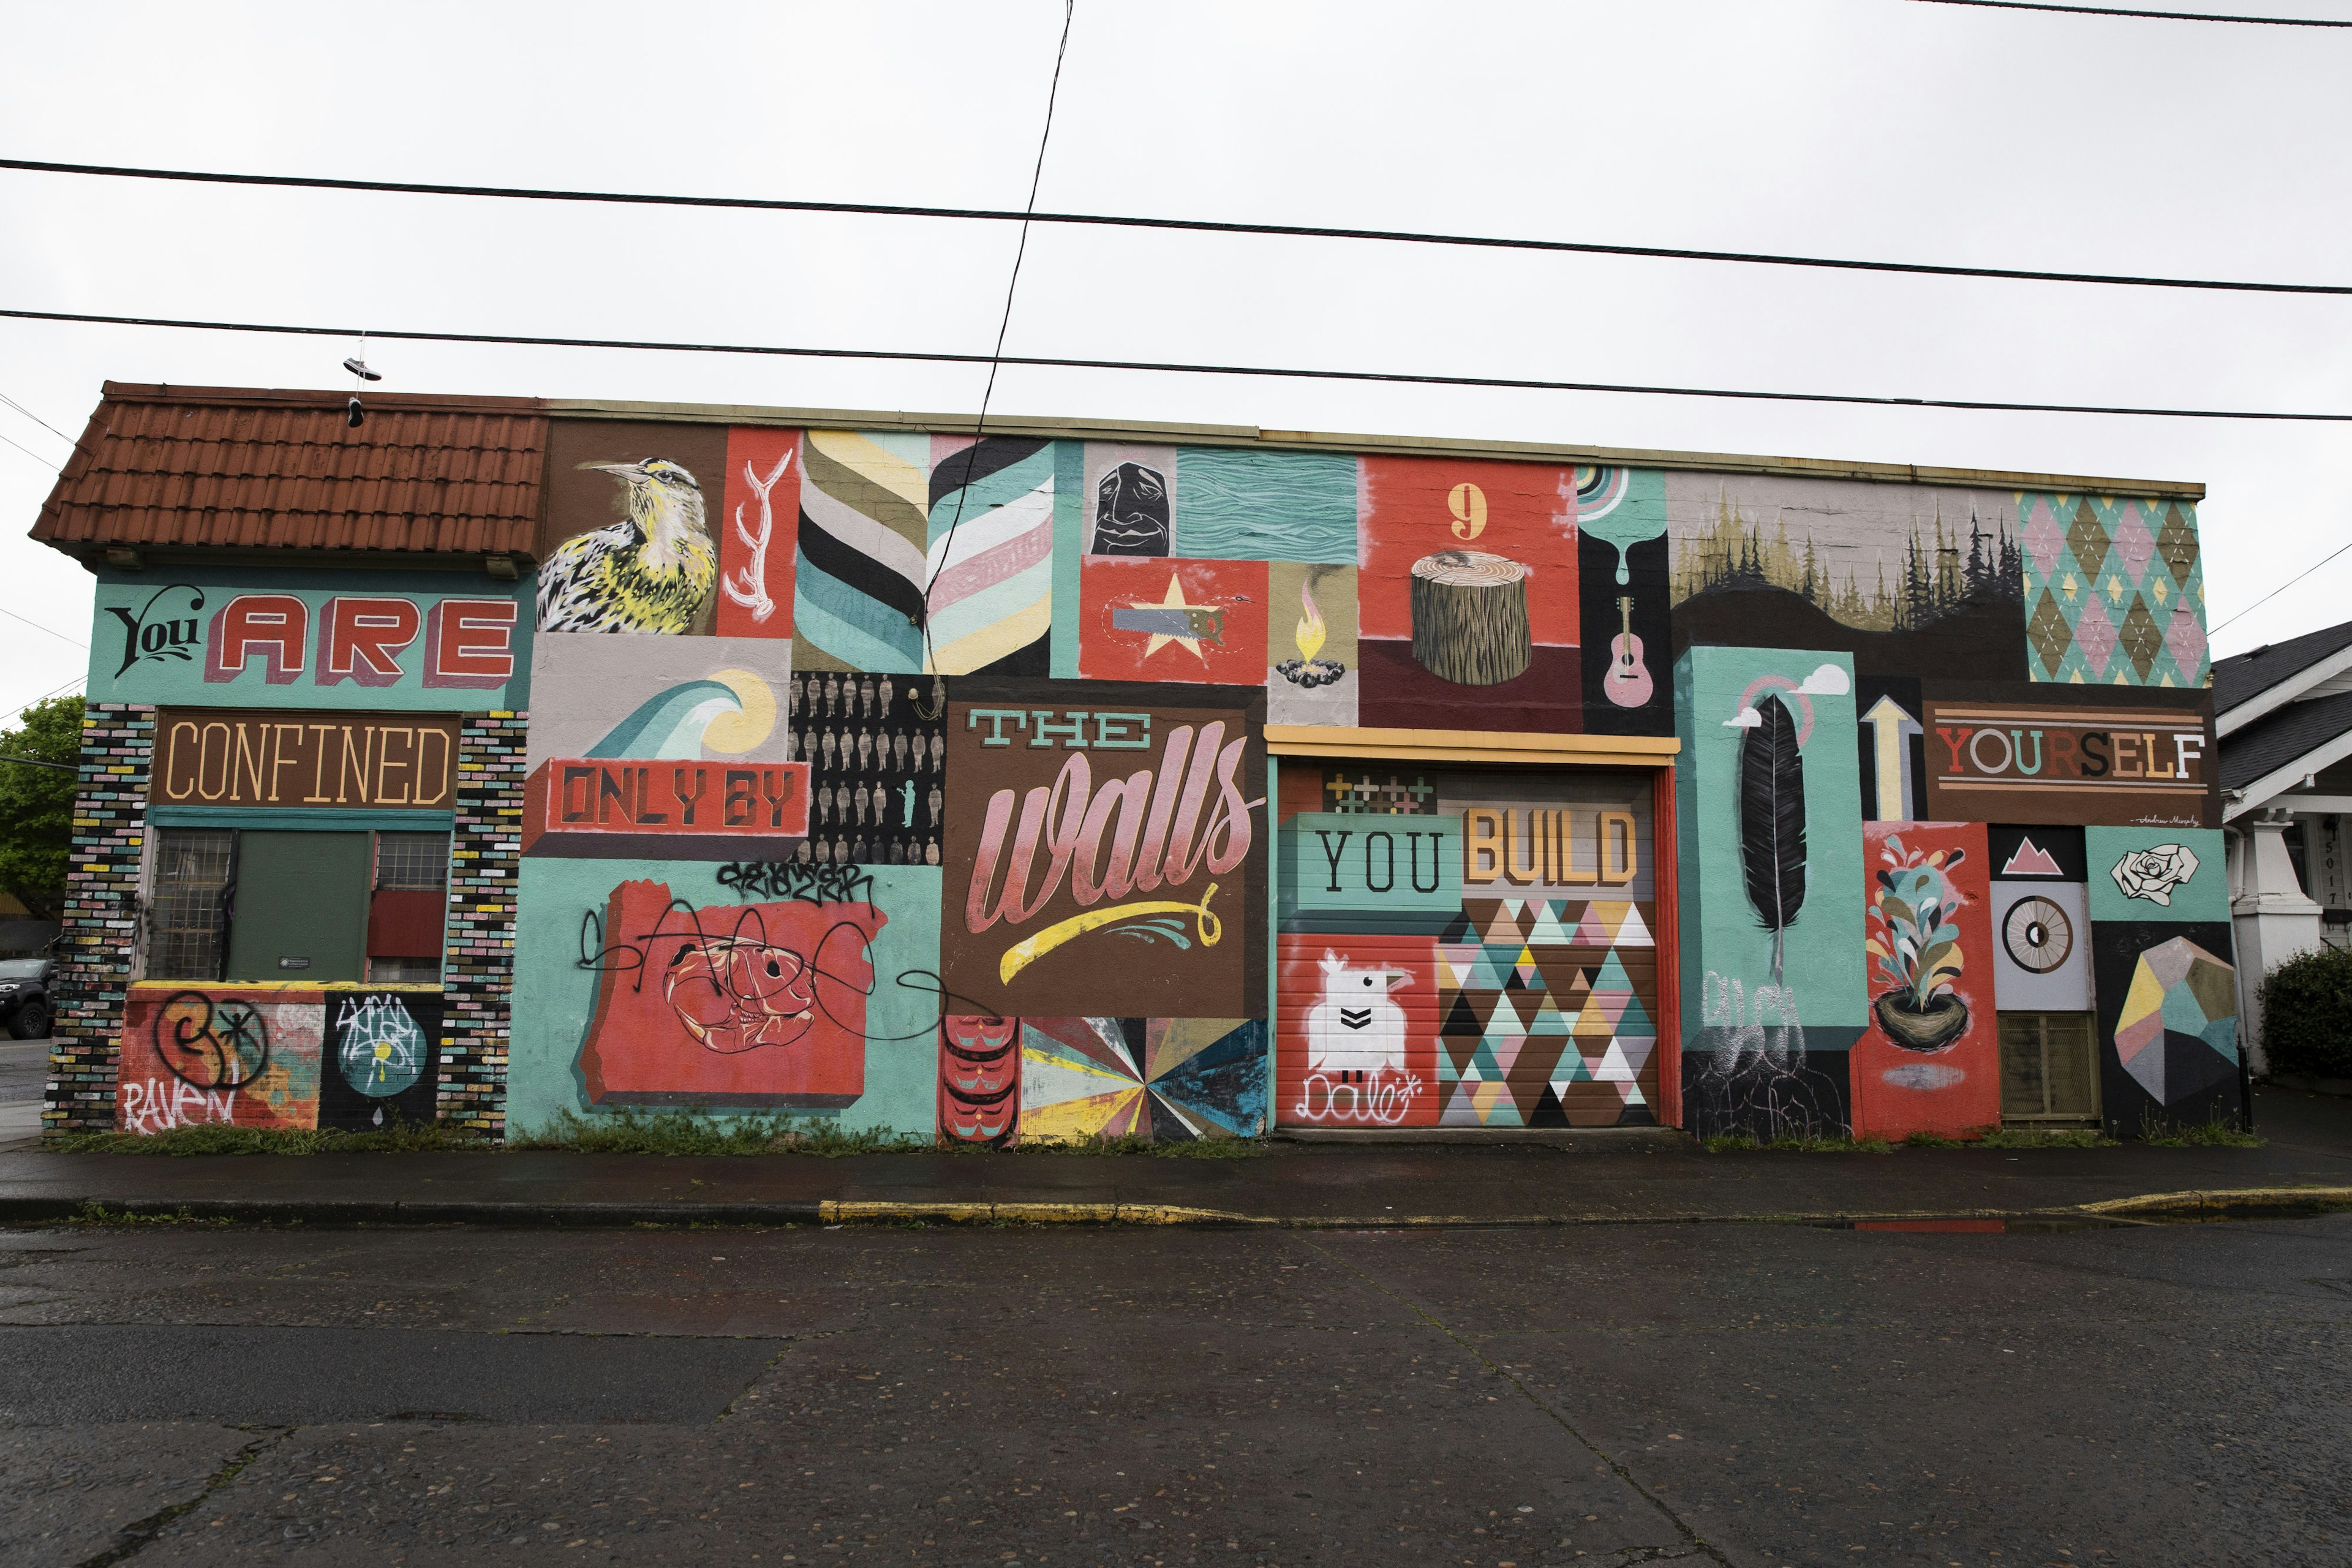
[3,1084,2348,1229]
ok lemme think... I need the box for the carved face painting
[663,938,818,1054]
[1091,462,1171,556]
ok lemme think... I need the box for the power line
[2210,536,2352,636]
[0,426,61,473]
[1917,1,2352,24]
[922,0,1075,677]
[0,753,76,774]
[0,603,86,649]
[7,301,2352,425]
[0,673,86,728]
[4,155,2350,299]
[0,388,74,445]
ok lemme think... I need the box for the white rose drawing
[2110,843,2199,907]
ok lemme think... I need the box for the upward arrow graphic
[1862,695,1921,823]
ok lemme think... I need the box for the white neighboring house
[2215,619,2352,1071]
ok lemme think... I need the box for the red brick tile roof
[30,383,549,560]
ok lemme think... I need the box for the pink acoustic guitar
[1603,595,1653,707]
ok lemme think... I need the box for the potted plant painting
[1865,835,1970,1051]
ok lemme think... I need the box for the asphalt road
[1,1215,2345,1568]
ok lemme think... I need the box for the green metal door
[224,831,371,982]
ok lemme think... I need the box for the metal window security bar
[148,827,235,981]
[374,831,450,892]
[368,831,450,984]
[1997,1012,2102,1123]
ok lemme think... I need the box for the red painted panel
[366,889,444,958]
[1077,556,1269,685]
[715,426,802,639]
[116,988,323,1133]
[1275,933,1442,1128]
[1853,821,2001,1139]
[1357,456,1580,646]
[578,880,875,1109]
[522,758,810,859]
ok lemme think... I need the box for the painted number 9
[1448,482,1487,540]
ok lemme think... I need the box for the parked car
[0,957,54,1040]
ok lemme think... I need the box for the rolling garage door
[1276,760,1666,1129]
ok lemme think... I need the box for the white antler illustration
[720,448,793,622]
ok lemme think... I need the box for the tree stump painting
[1409,549,1532,686]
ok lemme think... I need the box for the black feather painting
[1738,692,1807,984]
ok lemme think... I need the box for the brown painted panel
[1920,700,2215,830]
[153,710,460,810]
[942,681,1267,1019]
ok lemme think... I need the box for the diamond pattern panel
[2019,494,2209,687]
[1436,899,1660,1128]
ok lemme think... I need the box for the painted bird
[537,458,717,633]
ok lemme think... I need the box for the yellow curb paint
[2078,1185,2352,1216]
[816,1200,1262,1226]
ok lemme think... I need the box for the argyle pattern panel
[2018,494,2208,687]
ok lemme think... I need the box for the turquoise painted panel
[1052,440,1085,677]
[88,567,533,710]
[505,858,941,1137]
[1172,448,1359,564]
[1673,646,1868,1027]
[2086,826,2228,924]
[148,806,453,831]
[1286,811,1461,914]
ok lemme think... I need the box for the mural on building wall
[1918,694,2215,829]
[318,989,444,1131]
[2090,923,2237,1134]
[789,670,947,869]
[116,984,440,1134]
[2017,494,2207,687]
[1019,1016,1268,1141]
[151,710,461,810]
[1576,467,1673,736]
[1854,822,1999,1138]
[89,568,530,710]
[538,421,731,636]
[941,681,1266,1020]
[526,637,790,764]
[484,417,2237,1147]
[1357,456,1593,733]
[506,857,942,1137]
[1987,824,2094,1012]
[1675,647,1866,1140]
[791,432,1055,676]
[118,988,322,1133]
[1274,768,1664,1130]
[715,426,802,639]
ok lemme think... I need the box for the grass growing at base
[1008,1132,1264,1159]
[508,1109,1267,1158]
[65,1200,230,1225]
[2137,1110,2265,1148]
[43,1109,1271,1158]
[45,1120,487,1156]
[1701,1133,1896,1154]
[508,1109,929,1156]
[1980,1126,2111,1149]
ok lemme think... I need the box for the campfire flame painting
[1276,575,1346,688]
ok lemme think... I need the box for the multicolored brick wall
[45,703,154,1134]
[437,710,527,1136]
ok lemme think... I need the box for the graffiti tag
[715,861,875,905]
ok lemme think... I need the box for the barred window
[149,828,235,981]
[1998,1012,2101,1124]
[375,832,449,891]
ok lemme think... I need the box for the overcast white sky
[5,0,2350,721]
